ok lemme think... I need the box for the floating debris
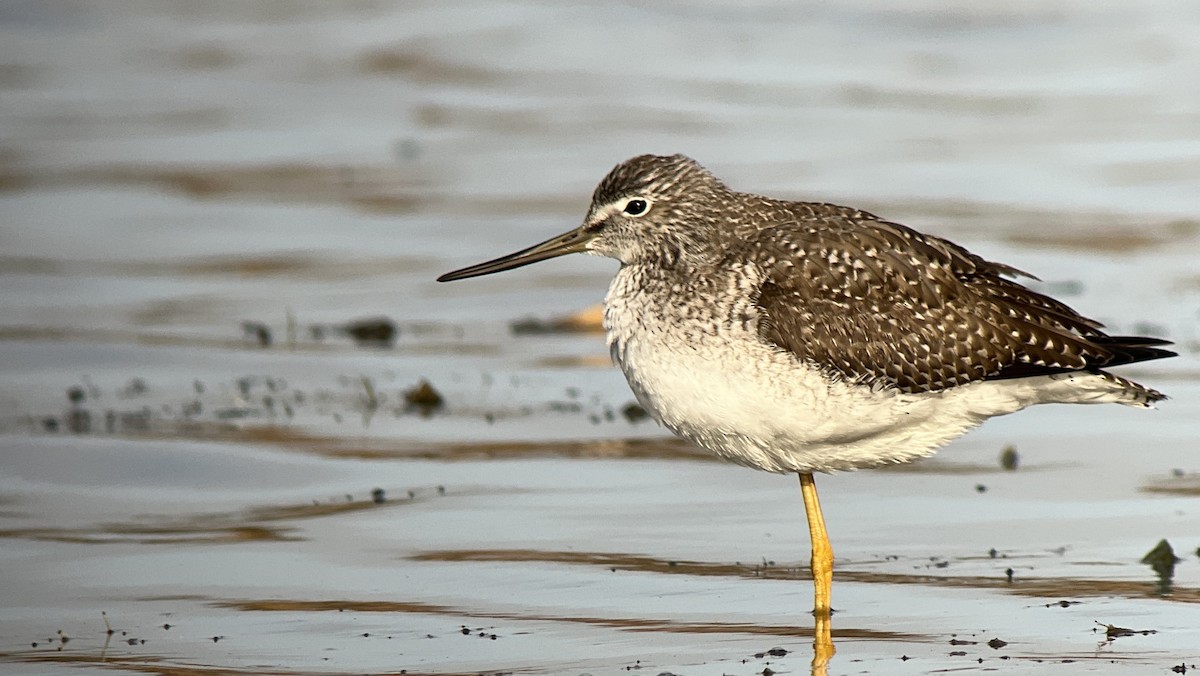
[404,379,444,415]
[371,488,386,504]
[1097,621,1157,641]
[987,638,1007,649]
[341,317,397,347]
[999,444,1019,471]
[241,320,272,347]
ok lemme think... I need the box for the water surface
[2,1,1199,674]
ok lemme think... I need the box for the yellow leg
[799,472,834,613]
[799,472,835,672]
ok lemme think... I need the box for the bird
[437,153,1174,632]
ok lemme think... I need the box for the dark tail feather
[1093,335,1173,346]
[988,335,1174,384]
[1089,335,1176,368]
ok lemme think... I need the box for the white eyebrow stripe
[589,201,625,223]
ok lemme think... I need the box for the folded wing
[738,213,1174,394]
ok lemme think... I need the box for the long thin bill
[437,226,593,282]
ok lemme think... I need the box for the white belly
[609,323,986,472]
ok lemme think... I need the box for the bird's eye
[623,198,650,216]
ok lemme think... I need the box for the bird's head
[437,154,727,282]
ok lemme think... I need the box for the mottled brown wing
[739,216,1162,394]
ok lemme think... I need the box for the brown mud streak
[125,422,717,463]
[0,525,293,545]
[1140,474,1200,496]
[0,482,542,546]
[412,549,1200,604]
[0,650,424,676]
[211,598,920,641]
[0,494,421,545]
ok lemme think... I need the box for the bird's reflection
[811,609,835,676]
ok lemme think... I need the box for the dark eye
[623,199,649,216]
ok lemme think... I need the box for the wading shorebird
[437,154,1174,660]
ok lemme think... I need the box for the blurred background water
[1,2,1198,674]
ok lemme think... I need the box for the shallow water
[2,1,1199,674]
